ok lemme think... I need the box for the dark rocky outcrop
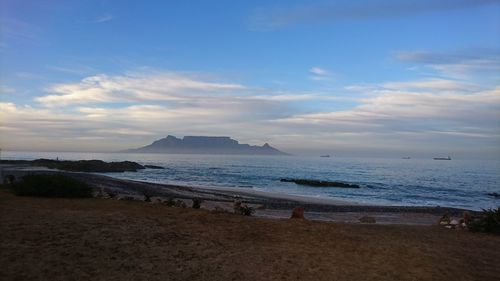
[144,165,164,169]
[0,159,145,173]
[487,192,500,199]
[124,135,288,155]
[280,178,360,188]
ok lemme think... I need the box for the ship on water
[320,155,330,158]
[433,156,451,160]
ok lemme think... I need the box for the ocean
[2,151,499,211]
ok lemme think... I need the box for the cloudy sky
[1,0,499,158]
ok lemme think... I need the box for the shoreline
[1,164,473,225]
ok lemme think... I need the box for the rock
[1,159,145,173]
[280,178,360,188]
[487,192,500,198]
[450,219,459,226]
[290,207,305,219]
[359,216,376,223]
[144,165,164,169]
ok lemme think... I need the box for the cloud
[1,69,499,157]
[309,67,333,81]
[0,86,16,94]
[249,0,500,31]
[396,49,500,78]
[37,72,247,107]
[0,18,41,43]
[87,14,114,24]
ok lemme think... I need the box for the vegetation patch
[468,207,500,234]
[9,174,93,198]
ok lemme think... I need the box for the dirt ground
[1,190,499,281]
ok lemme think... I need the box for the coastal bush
[9,174,93,198]
[192,198,202,209]
[468,207,500,234]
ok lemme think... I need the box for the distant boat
[433,156,451,160]
[320,155,330,158]
[402,156,411,159]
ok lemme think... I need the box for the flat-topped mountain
[124,135,288,155]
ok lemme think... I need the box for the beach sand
[1,189,499,281]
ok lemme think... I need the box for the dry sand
[1,190,499,281]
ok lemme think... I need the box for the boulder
[280,178,360,188]
[290,207,305,219]
[144,165,164,169]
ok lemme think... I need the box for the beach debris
[233,199,242,213]
[255,204,266,210]
[359,216,376,223]
[290,207,305,219]
[438,212,451,225]
[233,199,254,216]
[192,198,202,209]
[280,178,360,188]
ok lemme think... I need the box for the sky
[0,0,499,158]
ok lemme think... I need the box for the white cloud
[95,14,114,23]
[1,69,499,157]
[37,72,247,107]
[309,67,333,81]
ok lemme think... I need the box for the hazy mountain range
[124,135,288,155]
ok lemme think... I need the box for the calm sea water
[2,151,500,210]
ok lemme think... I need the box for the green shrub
[468,207,500,234]
[192,198,202,209]
[9,174,93,198]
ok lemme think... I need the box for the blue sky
[1,0,499,158]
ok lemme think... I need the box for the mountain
[123,135,288,155]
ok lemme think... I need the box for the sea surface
[2,151,500,211]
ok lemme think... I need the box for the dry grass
[1,189,499,281]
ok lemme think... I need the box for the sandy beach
[1,188,499,281]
